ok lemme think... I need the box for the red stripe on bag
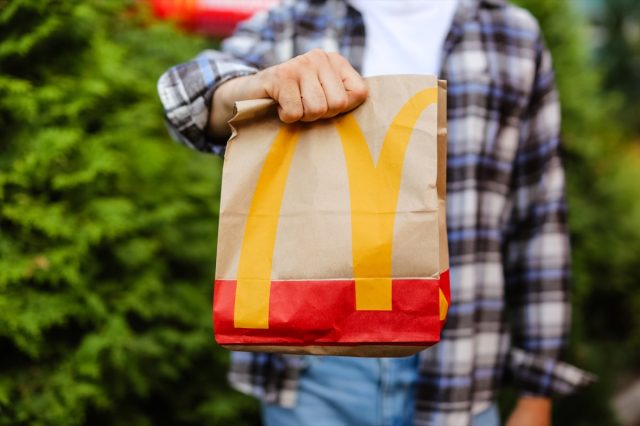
[213,270,450,346]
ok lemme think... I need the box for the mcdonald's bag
[214,75,449,357]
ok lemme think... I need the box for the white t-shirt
[347,0,459,77]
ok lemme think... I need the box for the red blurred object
[151,0,279,36]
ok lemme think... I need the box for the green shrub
[0,1,257,425]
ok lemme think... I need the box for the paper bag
[213,75,449,357]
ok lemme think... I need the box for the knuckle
[351,81,369,101]
[330,95,350,111]
[275,63,295,80]
[328,51,348,66]
[326,51,341,60]
[296,53,312,67]
[304,48,330,66]
[280,108,303,123]
[308,48,326,58]
[309,103,328,116]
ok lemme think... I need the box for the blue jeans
[262,356,500,426]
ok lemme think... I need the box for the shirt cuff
[159,63,258,155]
[507,347,596,397]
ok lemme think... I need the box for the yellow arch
[334,87,438,310]
[234,126,300,329]
[234,87,438,328]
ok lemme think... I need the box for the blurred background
[0,0,639,425]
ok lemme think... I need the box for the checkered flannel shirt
[158,0,594,424]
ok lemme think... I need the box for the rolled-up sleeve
[503,35,595,396]
[157,1,297,154]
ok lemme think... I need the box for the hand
[209,49,368,135]
[506,397,552,426]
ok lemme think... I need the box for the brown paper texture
[215,75,448,357]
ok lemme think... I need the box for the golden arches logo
[234,87,440,329]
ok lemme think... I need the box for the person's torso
[230,0,545,419]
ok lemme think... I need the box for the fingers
[317,58,349,117]
[299,71,328,122]
[327,52,369,111]
[263,49,368,124]
[276,79,303,123]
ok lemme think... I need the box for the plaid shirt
[158,0,594,424]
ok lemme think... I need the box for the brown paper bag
[213,75,449,357]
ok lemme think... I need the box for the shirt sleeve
[156,1,297,154]
[503,35,595,397]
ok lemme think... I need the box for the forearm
[208,73,266,137]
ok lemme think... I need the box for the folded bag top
[214,75,449,357]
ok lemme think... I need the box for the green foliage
[598,0,640,133]
[0,1,257,424]
[510,1,640,424]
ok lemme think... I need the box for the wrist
[506,396,552,426]
[217,75,255,110]
[210,74,261,136]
